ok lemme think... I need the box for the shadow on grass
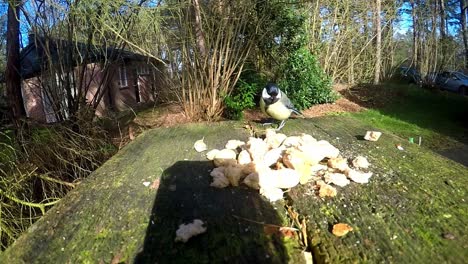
[341,83,468,144]
[134,161,289,264]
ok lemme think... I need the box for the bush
[224,79,260,120]
[279,47,337,110]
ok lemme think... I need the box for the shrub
[279,47,338,110]
[224,79,260,120]
[223,68,267,120]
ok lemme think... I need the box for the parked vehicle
[424,72,439,86]
[399,67,422,85]
[435,71,468,95]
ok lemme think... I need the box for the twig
[0,188,59,215]
[232,214,298,230]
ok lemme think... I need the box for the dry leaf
[263,225,278,236]
[364,131,382,141]
[279,227,297,238]
[150,179,160,190]
[128,126,135,141]
[332,223,353,237]
[110,250,123,264]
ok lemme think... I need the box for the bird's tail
[291,108,304,117]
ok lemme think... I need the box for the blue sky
[394,2,461,37]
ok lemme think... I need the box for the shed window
[118,64,128,88]
[137,65,150,75]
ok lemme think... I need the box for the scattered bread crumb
[175,219,207,242]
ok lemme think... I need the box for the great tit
[260,83,302,130]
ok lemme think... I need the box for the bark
[5,0,26,125]
[192,0,206,58]
[410,0,419,69]
[439,0,446,39]
[374,0,382,84]
[461,0,468,68]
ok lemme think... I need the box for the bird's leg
[276,120,286,131]
[262,118,275,127]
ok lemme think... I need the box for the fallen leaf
[364,131,382,141]
[129,126,135,141]
[279,227,297,238]
[110,251,123,264]
[150,179,160,190]
[263,225,278,236]
[332,223,353,237]
[442,232,455,240]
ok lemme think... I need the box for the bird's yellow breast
[262,100,292,120]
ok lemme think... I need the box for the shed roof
[19,35,160,79]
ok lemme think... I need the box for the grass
[346,83,468,151]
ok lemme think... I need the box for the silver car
[436,71,468,95]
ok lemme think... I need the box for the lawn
[344,83,468,151]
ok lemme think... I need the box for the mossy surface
[1,116,467,263]
[1,122,300,264]
[283,116,468,263]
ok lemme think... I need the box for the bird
[260,83,302,130]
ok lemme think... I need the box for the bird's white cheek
[262,89,270,99]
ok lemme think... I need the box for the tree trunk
[439,0,446,39]
[5,0,25,125]
[374,0,382,84]
[192,0,206,58]
[411,0,419,69]
[461,0,468,68]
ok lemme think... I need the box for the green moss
[2,117,467,263]
[348,84,468,151]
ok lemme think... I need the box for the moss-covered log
[1,116,467,263]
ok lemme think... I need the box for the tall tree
[460,0,468,68]
[439,0,447,38]
[410,0,420,69]
[374,0,382,84]
[5,0,25,125]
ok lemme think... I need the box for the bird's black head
[262,82,281,104]
[265,83,279,97]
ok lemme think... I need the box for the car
[399,67,422,85]
[423,72,439,88]
[435,71,468,95]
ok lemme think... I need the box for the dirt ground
[114,84,393,148]
[149,84,367,128]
